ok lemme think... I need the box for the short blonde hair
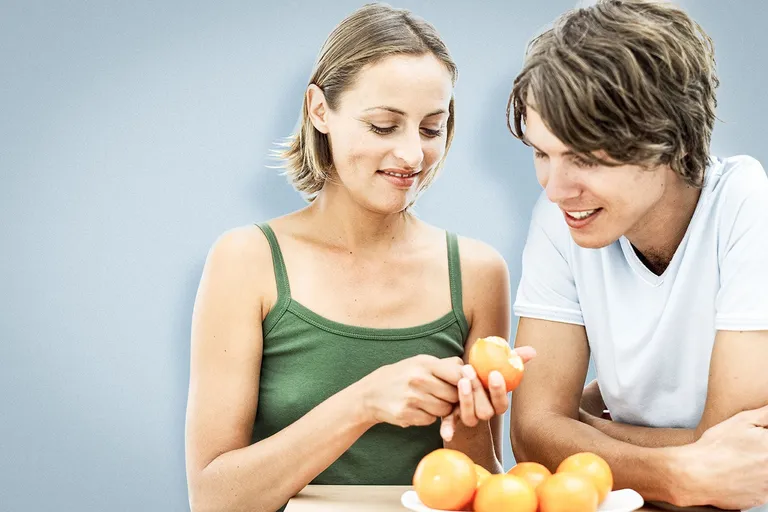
[276,3,458,201]
[508,0,719,188]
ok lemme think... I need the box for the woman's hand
[357,354,464,428]
[440,346,537,441]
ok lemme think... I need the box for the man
[506,0,768,509]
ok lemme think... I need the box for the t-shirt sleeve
[513,193,584,326]
[715,156,768,331]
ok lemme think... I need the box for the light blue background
[2,1,766,510]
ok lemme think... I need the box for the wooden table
[285,485,411,511]
[284,485,702,511]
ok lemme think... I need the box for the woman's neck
[303,185,415,255]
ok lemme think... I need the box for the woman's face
[309,53,454,214]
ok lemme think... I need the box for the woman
[184,4,533,511]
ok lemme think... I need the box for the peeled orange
[468,336,525,391]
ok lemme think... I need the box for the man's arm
[579,407,695,447]
[578,377,694,446]
[510,317,694,504]
[695,329,768,436]
[578,330,768,447]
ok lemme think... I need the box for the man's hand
[673,405,768,510]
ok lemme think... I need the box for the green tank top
[251,223,469,494]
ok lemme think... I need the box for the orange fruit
[475,464,492,487]
[413,449,477,511]
[473,474,538,512]
[470,464,494,510]
[537,472,599,512]
[556,452,613,503]
[507,461,552,491]
[468,336,525,391]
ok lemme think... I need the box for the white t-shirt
[514,155,768,429]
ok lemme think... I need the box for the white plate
[599,489,645,512]
[401,488,644,512]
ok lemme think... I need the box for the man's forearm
[512,411,698,505]
[579,410,696,447]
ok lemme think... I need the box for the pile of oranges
[413,449,613,512]
[413,336,612,510]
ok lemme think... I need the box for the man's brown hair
[508,0,719,187]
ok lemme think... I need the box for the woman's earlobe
[306,84,330,134]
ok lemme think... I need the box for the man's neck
[626,176,702,276]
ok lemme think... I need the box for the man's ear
[306,84,330,134]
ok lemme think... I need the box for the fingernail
[462,365,477,380]
[440,423,453,441]
[459,379,471,395]
[490,371,506,388]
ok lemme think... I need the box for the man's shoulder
[702,155,768,233]
[707,155,767,203]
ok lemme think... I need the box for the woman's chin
[363,193,415,215]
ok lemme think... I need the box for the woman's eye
[369,124,397,135]
[421,128,444,138]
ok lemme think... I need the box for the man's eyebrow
[522,138,575,156]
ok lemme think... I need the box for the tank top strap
[446,231,469,340]
[255,223,291,299]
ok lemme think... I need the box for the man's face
[524,107,672,249]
